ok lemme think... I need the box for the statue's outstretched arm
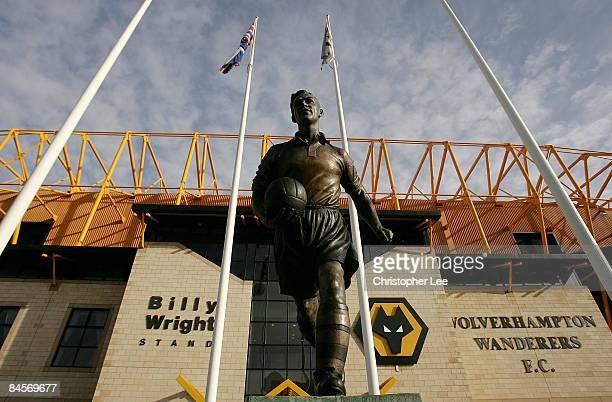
[340,149,393,243]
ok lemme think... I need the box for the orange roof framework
[0,128,609,252]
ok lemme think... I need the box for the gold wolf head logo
[372,306,414,354]
[354,298,428,365]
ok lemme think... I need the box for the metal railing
[1,129,610,248]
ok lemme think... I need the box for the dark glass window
[0,307,19,348]
[185,243,263,280]
[52,308,108,368]
[16,222,53,245]
[513,232,560,254]
[0,248,135,281]
[244,243,398,397]
[245,244,315,397]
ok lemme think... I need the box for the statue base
[248,395,421,401]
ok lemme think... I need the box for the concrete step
[247,395,421,402]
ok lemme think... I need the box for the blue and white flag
[219,22,255,74]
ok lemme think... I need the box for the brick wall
[447,289,612,400]
[342,245,612,401]
[90,242,612,401]
[93,243,252,401]
[344,246,472,400]
[0,279,125,400]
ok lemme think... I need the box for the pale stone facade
[344,286,612,401]
[343,246,612,401]
[344,246,472,400]
[447,289,612,400]
[2,242,611,401]
[93,243,252,401]
[93,243,612,401]
[0,279,125,400]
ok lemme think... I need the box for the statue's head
[290,90,323,125]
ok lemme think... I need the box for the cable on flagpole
[439,0,612,292]
[324,14,381,396]
[205,16,259,402]
[0,0,152,256]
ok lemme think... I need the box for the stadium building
[0,129,611,401]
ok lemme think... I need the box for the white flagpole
[0,0,152,255]
[326,15,380,395]
[205,17,258,402]
[439,0,612,291]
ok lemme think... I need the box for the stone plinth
[248,395,421,402]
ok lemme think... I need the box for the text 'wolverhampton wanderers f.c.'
[251,90,393,396]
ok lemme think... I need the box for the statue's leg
[314,260,349,395]
[294,296,318,346]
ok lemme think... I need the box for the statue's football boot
[314,368,346,396]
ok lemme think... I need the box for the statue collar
[293,132,329,145]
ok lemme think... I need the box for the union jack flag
[219,22,255,74]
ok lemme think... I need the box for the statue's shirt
[252,132,364,218]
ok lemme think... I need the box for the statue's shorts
[274,206,359,299]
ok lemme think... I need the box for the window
[185,243,262,280]
[512,232,560,254]
[245,243,395,397]
[52,308,109,368]
[16,222,53,245]
[0,307,19,348]
[245,245,316,397]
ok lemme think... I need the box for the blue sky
[1,0,611,193]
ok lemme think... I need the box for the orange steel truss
[0,129,610,250]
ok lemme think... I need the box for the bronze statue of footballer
[251,90,392,395]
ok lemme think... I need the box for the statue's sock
[297,310,317,346]
[315,302,350,372]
